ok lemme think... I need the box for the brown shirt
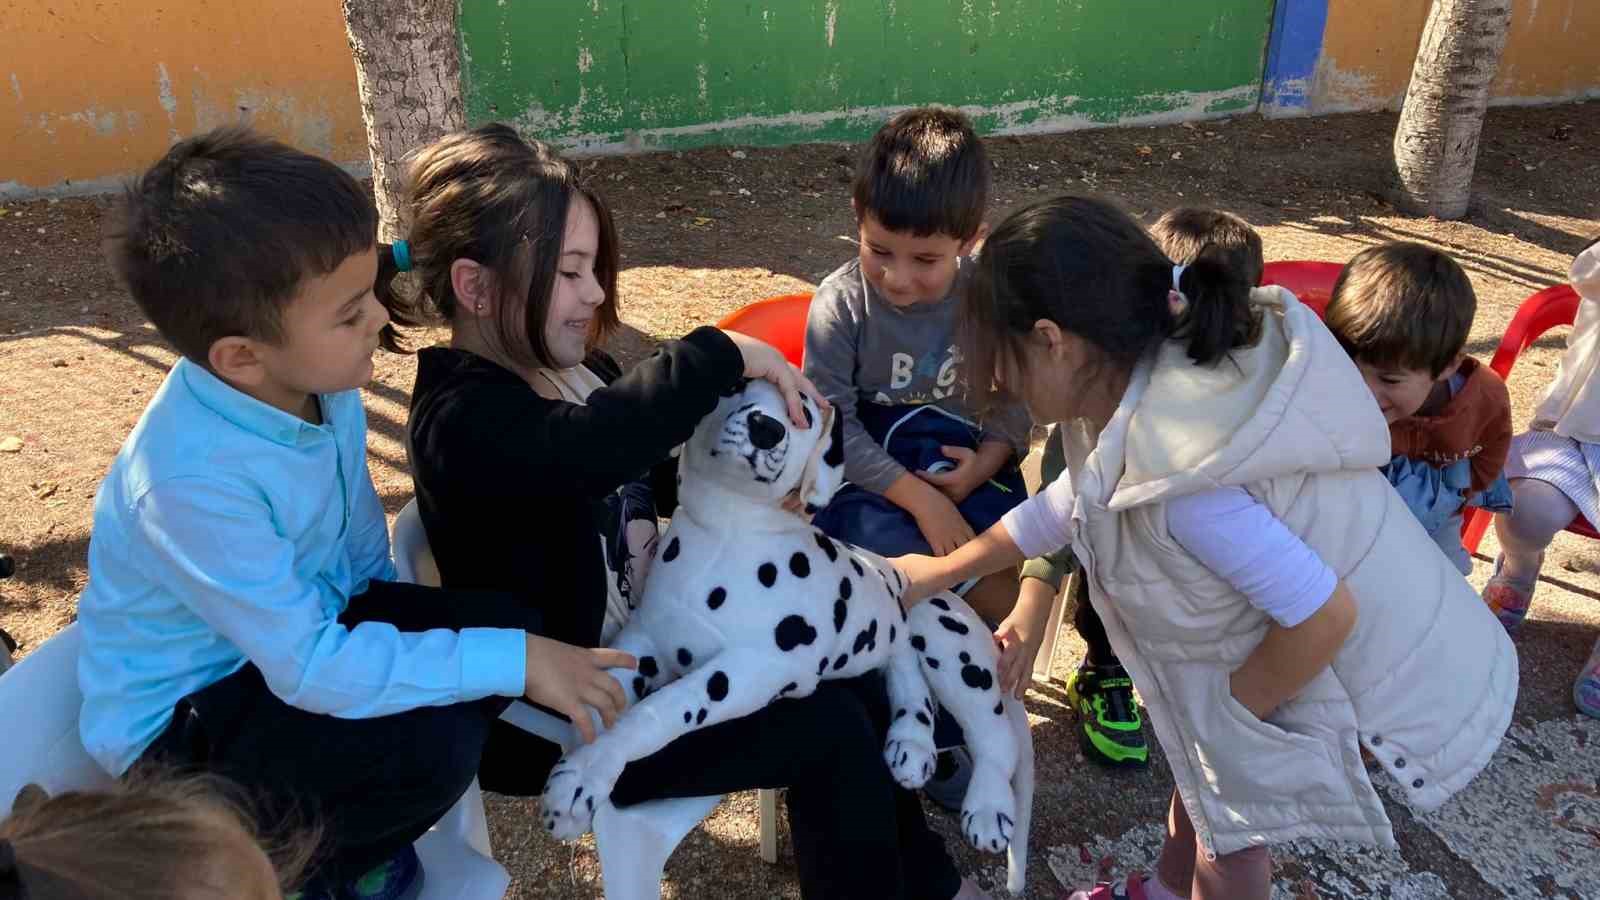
[1388,356,1512,494]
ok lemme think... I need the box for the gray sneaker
[921,746,972,812]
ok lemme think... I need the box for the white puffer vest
[1060,287,1517,857]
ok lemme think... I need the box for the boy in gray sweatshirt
[805,108,1032,811]
[804,106,1030,637]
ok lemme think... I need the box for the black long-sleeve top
[407,327,743,647]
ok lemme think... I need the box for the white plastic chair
[391,498,777,899]
[1031,569,1077,682]
[0,623,509,900]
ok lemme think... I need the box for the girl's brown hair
[375,123,620,367]
[965,194,1259,402]
[0,773,316,900]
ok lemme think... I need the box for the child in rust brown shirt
[1326,242,1512,573]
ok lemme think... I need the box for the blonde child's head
[0,774,313,900]
[1325,242,1476,423]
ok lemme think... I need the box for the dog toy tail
[1004,696,1034,896]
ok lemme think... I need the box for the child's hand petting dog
[893,551,951,608]
[523,636,636,743]
[994,578,1056,699]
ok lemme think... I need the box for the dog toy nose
[746,410,786,450]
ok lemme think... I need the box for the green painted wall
[461,1,1275,152]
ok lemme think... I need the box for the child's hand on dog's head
[523,636,635,744]
[723,331,829,427]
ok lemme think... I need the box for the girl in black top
[380,124,990,900]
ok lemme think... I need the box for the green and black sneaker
[1065,663,1148,767]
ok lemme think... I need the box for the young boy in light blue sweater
[78,127,631,899]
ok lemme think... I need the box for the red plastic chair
[716,293,813,368]
[1260,260,1342,319]
[1460,283,1597,554]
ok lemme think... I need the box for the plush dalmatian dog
[540,379,1034,894]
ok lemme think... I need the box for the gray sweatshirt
[802,257,1032,494]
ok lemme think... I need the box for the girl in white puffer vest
[895,196,1516,900]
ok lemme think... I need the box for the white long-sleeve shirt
[1002,475,1335,627]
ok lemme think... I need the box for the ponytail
[374,241,426,354]
[1171,243,1260,367]
[966,195,1264,405]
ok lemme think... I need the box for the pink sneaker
[1065,872,1166,900]
[1576,636,1600,719]
[1481,555,1538,632]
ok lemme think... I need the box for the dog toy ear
[798,404,846,513]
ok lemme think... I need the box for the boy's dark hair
[966,194,1259,404]
[376,123,619,368]
[1326,242,1475,377]
[852,106,989,241]
[1150,207,1264,287]
[103,126,377,366]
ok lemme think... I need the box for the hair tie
[1168,263,1189,318]
[392,239,413,273]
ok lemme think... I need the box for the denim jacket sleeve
[1380,454,1473,533]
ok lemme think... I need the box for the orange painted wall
[1312,0,1600,113]
[5,0,1596,193]
[2,0,367,196]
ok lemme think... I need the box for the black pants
[473,678,961,899]
[1074,572,1119,668]
[141,582,961,899]
[138,580,537,884]
[625,672,960,900]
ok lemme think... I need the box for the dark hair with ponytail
[373,123,619,366]
[964,194,1259,400]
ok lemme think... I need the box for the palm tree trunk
[342,0,465,241]
[1390,0,1512,219]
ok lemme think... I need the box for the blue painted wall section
[1260,0,1330,113]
